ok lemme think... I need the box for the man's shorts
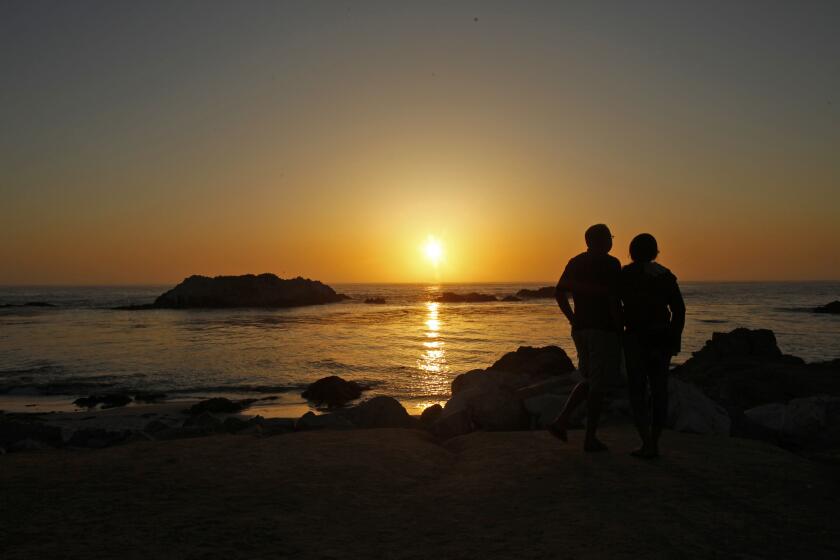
[572,328,622,393]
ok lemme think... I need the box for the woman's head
[629,233,659,263]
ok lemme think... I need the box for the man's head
[629,233,659,263]
[585,224,613,254]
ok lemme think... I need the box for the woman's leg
[649,351,671,452]
[624,334,652,450]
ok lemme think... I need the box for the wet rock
[301,376,368,408]
[186,397,252,415]
[364,297,386,304]
[148,273,346,309]
[501,295,521,302]
[342,396,413,429]
[73,394,133,409]
[437,292,497,303]
[295,411,355,431]
[134,392,167,403]
[667,379,731,435]
[813,301,840,314]
[515,286,556,299]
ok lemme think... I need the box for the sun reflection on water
[418,301,448,375]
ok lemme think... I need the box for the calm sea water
[1,282,838,413]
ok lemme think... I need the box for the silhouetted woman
[620,234,685,458]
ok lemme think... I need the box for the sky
[2,0,839,284]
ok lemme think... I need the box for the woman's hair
[629,233,659,262]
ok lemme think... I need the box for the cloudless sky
[2,0,839,283]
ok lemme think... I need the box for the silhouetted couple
[548,224,685,458]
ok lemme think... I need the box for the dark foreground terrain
[1,426,837,559]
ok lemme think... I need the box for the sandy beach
[2,425,837,559]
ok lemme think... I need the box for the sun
[422,236,444,267]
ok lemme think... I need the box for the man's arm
[667,280,686,356]
[555,286,576,329]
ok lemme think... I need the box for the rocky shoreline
[2,327,839,463]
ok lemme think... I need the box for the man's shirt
[556,251,621,332]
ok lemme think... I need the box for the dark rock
[68,428,129,448]
[364,297,386,304]
[186,397,252,415]
[444,385,529,432]
[744,396,840,448]
[419,404,444,428]
[501,295,521,302]
[0,418,62,447]
[432,407,474,439]
[10,439,52,452]
[134,392,167,403]
[673,328,840,412]
[143,420,171,434]
[515,286,556,299]
[149,273,346,309]
[667,379,731,435]
[341,396,413,429]
[73,394,132,409]
[24,301,57,307]
[813,301,840,314]
[487,345,575,378]
[183,411,222,431]
[437,292,497,303]
[153,426,207,440]
[257,417,295,436]
[294,411,355,430]
[301,376,368,408]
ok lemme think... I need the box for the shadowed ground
[1,426,837,559]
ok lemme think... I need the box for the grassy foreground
[1,425,838,559]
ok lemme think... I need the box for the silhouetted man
[549,224,622,452]
[621,233,685,458]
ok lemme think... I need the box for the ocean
[1,282,838,414]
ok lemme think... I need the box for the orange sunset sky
[2,2,839,284]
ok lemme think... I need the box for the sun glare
[422,236,444,267]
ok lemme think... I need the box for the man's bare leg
[548,381,589,442]
[583,390,608,452]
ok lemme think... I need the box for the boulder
[501,295,521,302]
[67,428,129,448]
[667,378,731,435]
[432,407,474,439]
[146,273,346,309]
[813,301,840,314]
[295,411,355,431]
[744,396,840,446]
[143,420,171,434]
[515,286,556,299]
[341,396,414,429]
[672,328,840,412]
[73,394,132,409]
[444,385,529,432]
[487,345,575,378]
[182,411,222,431]
[419,404,444,428]
[255,417,295,436]
[134,392,167,403]
[437,292,497,303]
[523,394,568,429]
[186,397,253,415]
[0,418,62,448]
[301,376,368,408]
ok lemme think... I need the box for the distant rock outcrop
[131,274,348,309]
[813,301,840,314]
[364,297,386,304]
[515,286,556,299]
[437,292,497,303]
